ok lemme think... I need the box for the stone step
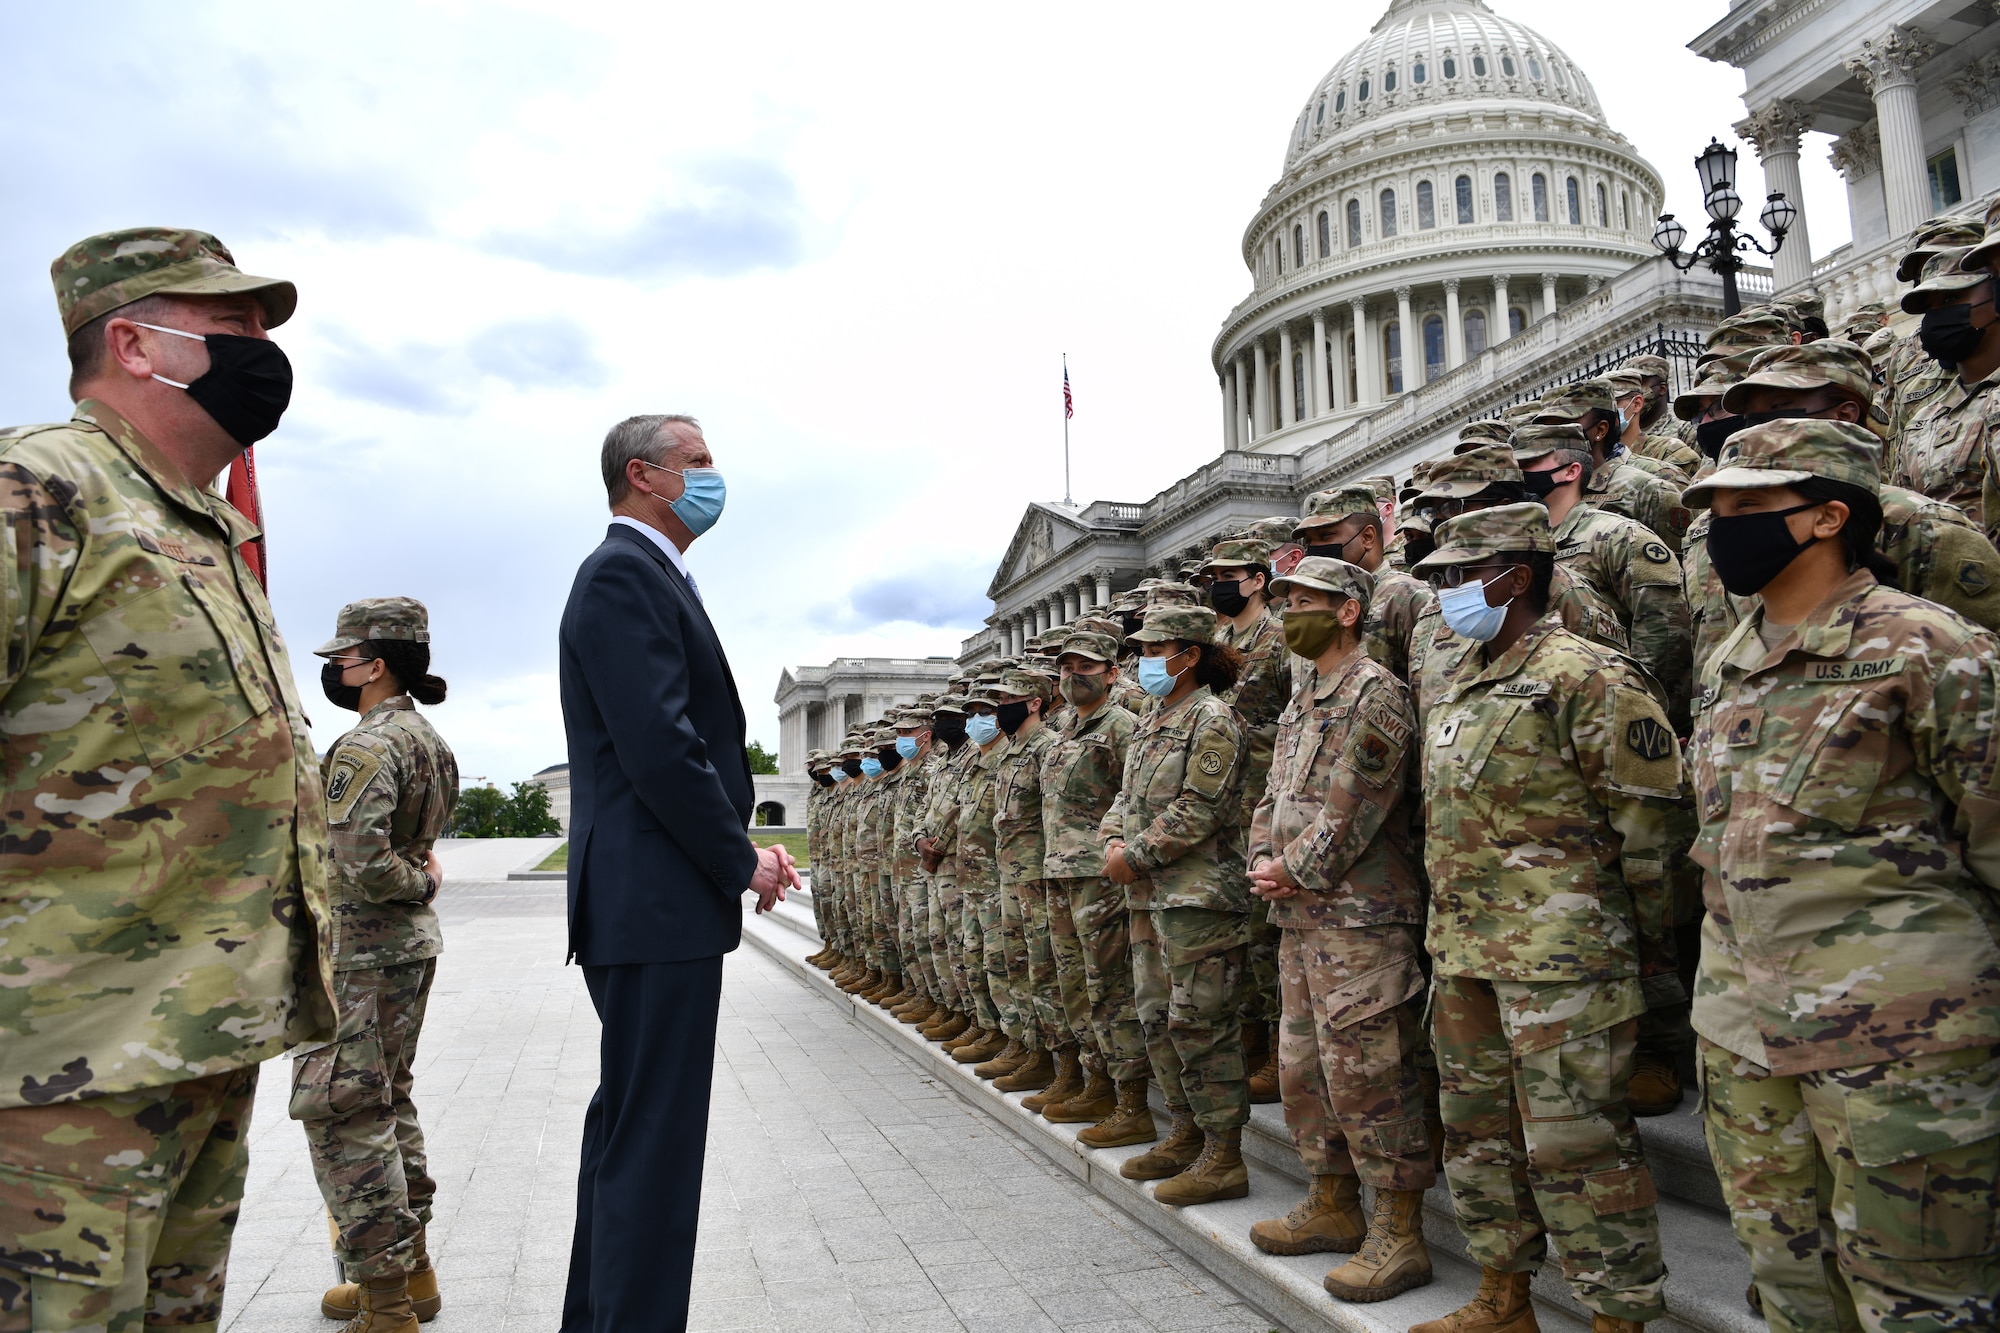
[739,902,1758,1333]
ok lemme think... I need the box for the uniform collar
[360,695,416,722]
[1947,361,2000,407]
[1721,568,1877,675]
[1461,612,1563,690]
[1551,501,1596,544]
[71,399,262,546]
[1309,648,1367,702]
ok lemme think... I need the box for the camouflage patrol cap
[1602,367,1648,399]
[52,227,298,336]
[893,707,931,730]
[1234,517,1300,548]
[1672,356,1749,420]
[1900,246,1989,312]
[1146,581,1203,609]
[1294,484,1377,536]
[1269,556,1375,612]
[995,667,1052,701]
[1073,614,1124,638]
[1699,309,1793,363]
[1508,422,1588,464]
[1363,476,1396,504]
[1396,509,1434,538]
[1202,537,1273,573]
[1055,629,1123,663]
[1534,378,1616,423]
[1415,444,1522,500]
[1399,461,1439,504]
[1414,502,1557,570]
[1621,353,1672,382]
[807,748,827,766]
[1902,216,1988,279]
[1833,302,1892,343]
[839,735,866,758]
[1126,604,1218,646]
[1457,418,1513,451]
[931,692,968,717]
[1177,558,1206,579]
[1500,401,1543,428]
[1682,418,1881,509]
[1770,293,1824,327]
[314,596,432,656]
[1721,340,1873,413]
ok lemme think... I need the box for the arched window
[1595,183,1607,226]
[1417,181,1436,229]
[1335,90,1346,113]
[1494,172,1513,221]
[1347,198,1363,247]
[1472,54,1487,76]
[1423,314,1445,383]
[1455,175,1474,224]
[1316,100,1326,125]
[1380,189,1398,238]
[1359,77,1371,101]
[1384,67,1398,92]
[1528,56,1543,80]
[1465,308,1488,356]
[1553,61,1567,88]
[1566,176,1581,224]
[1621,190,1630,230]
[1292,352,1306,422]
[1294,222,1305,266]
[1413,62,1427,84]
[1501,54,1516,76]
[1532,173,1549,221]
[1509,307,1527,337]
[1443,56,1457,78]
[755,800,786,827]
[1318,209,1331,258]
[1385,322,1404,394]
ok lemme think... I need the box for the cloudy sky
[0,1,1844,786]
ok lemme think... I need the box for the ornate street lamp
[1651,137,1792,315]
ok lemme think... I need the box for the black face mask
[1207,580,1249,617]
[932,715,967,747]
[1918,301,1990,369]
[878,749,902,773]
[154,330,294,446]
[320,660,363,711]
[1520,468,1561,500]
[1706,502,1821,596]
[813,772,835,787]
[1696,415,1746,459]
[995,700,1033,736]
[1301,540,1347,562]
[842,759,862,778]
[1120,613,1144,638]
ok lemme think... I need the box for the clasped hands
[747,842,802,914]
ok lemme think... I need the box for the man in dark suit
[558,413,798,1332]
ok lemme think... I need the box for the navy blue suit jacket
[558,523,757,965]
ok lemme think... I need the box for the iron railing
[1492,322,1707,416]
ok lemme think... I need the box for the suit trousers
[561,956,725,1333]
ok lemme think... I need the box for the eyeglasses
[1429,562,1512,588]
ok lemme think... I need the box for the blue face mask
[895,736,920,761]
[966,714,1000,746]
[641,460,727,537]
[1437,573,1511,642]
[859,757,883,778]
[1137,652,1182,697]
[1616,409,1629,434]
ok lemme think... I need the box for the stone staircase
[745,884,1758,1333]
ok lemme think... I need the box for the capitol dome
[1215,0,1663,454]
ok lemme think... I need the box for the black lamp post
[1651,138,1795,316]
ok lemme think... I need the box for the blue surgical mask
[966,714,1000,746]
[1137,653,1181,697]
[1437,573,1511,642]
[895,736,920,761]
[641,460,727,537]
[1617,409,1629,434]
[859,757,883,778]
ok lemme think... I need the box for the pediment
[987,502,1093,598]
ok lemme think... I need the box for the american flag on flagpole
[1064,363,1073,419]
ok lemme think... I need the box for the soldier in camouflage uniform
[1412,503,1687,1333]
[989,669,1062,1091]
[1875,219,1984,448]
[1619,353,1703,473]
[832,738,876,994]
[1246,558,1436,1304]
[0,228,337,1333]
[1892,243,2000,528]
[1683,418,2000,1333]
[305,600,459,1329]
[1534,378,1693,554]
[848,729,894,1002]
[1292,485,1434,684]
[1603,367,1696,482]
[915,696,975,1043]
[887,708,942,1027]
[1103,606,1254,1208]
[950,688,1014,1066]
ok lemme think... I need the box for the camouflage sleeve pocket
[0,1161,129,1289]
[287,1019,390,1122]
[1608,686,1682,797]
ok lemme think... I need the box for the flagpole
[1062,353,1071,505]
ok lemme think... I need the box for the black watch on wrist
[422,869,440,903]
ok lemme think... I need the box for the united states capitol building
[774,0,2000,771]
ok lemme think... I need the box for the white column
[1062,587,1079,623]
[1846,28,1935,242]
[1252,338,1271,437]
[1541,272,1559,320]
[1737,100,1819,292]
[1353,298,1378,405]
[1048,594,1065,631]
[1394,286,1414,393]
[1310,308,1329,417]
[1075,580,1092,615]
[1032,604,1048,636]
[1221,374,1238,451]
[1332,307,1351,411]
[1278,325,1296,426]
[1231,358,1249,447]
[1444,278,1465,369]
[1095,572,1112,606]
[1493,274,1511,339]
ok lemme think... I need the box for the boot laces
[1355,1190,1400,1265]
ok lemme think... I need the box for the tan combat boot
[323,1231,443,1324]
[1078,1078,1157,1147]
[993,1045,1056,1092]
[1321,1187,1432,1301]
[840,967,878,995]
[1044,1059,1116,1123]
[1247,1023,1282,1105]
[1022,1045,1083,1109]
[1249,1173,1365,1255]
[335,1276,418,1333]
[921,1008,964,1041]
[942,1019,986,1053]
[952,1028,1006,1063]
[1408,1267,1539,1333]
[869,974,908,1007]
[973,1037,1028,1079]
[1590,1317,1646,1333]
[1153,1128,1249,1206]
[895,995,937,1025]
[1119,1105,1201,1178]
[1627,1051,1683,1116]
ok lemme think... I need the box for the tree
[451,781,562,837]
[746,740,779,775]
[506,781,562,836]
[453,785,509,837]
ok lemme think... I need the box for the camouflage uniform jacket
[1688,570,2000,1076]
[1588,455,1692,554]
[1218,608,1288,826]
[805,781,827,865]
[1552,502,1693,728]
[1896,364,1997,526]
[887,750,935,884]
[1423,615,1690,982]
[1038,702,1136,879]
[1100,686,1249,913]
[992,724,1055,884]
[1407,563,1630,726]
[1361,566,1433,683]
[1247,651,1420,930]
[1875,333,1950,452]
[824,782,850,884]
[0,402,335,1110]
[1633,431,1702,475]
[853,774,887,867]
[954,742,1007,894]
[917,743,974,864]
[322,696,458,971]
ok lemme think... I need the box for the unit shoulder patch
[1641,541,1673,564]
[1608,687,1680,794]
[325,744,386,826]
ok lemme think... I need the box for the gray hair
[601,414,701,506]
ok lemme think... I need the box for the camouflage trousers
[1131,904,1251,1134]
[895,872,933,996]
[871,871,898,977]
[1065,876,1148,1083]
[1238,892,1281,1027]
[1016,879,1067,1047]
[926,872,965,1013]
[1043,879,1094,1047]
[962,887,1004,1031]
[292,959,439,1281]
[1278,924,1435,1192]
[817,868,847,954]
[998,880,1040,1049]
[1432,972,1664,1323]
[0,1067,256,1333]
[1700,1037,2000,1333]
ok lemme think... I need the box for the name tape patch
[1809,656,1904,684]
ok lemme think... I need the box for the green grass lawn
[535,843,568,872]
[533,834,806,872]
